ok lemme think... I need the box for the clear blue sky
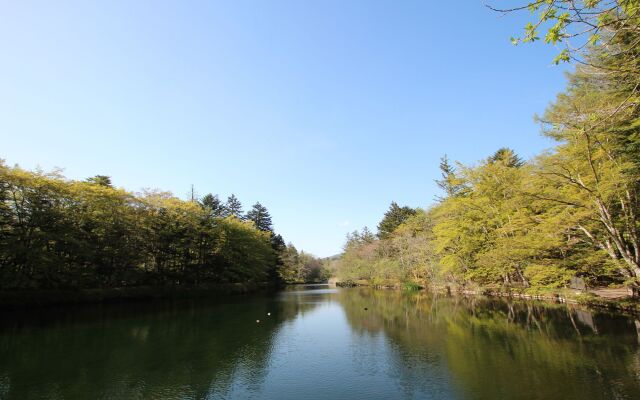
[1,1,569,257]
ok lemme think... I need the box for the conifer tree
[86,175,113,187]
[377,202,416,239]
[200,193,225,217]
[224,194,243,219]
[436,156,467,199]
[488,148,524,168]
[360,226,376,243]
[246,202,273,232]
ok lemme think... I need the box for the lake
[0,285,639,399]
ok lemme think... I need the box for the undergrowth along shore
[334,280,640,314]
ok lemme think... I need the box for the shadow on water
[337,288,640,400]
[0,293,321,400]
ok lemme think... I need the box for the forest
[337,1,640,295]
[0,164,324,290]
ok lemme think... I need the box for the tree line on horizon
[0,166,324,290]
[337,1,640,294]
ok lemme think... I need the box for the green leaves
[552,49,570,64]
[495,0,640,76]
[523,22,539,42]
[544,22,563,44]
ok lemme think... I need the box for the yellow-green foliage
[337,26,640,289]
[0,163,278,289]
[337,210,437,285]
[337,4,640,291]
[277,244,326,283]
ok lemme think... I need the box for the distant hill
[322,254,342,262]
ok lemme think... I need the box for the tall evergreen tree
[488,148,524,168]
[246,202,273,232]
[200,193,225,217]
[224,194,243,219]
[269,233,287,286]
[86,175,113,187]
[377,202,417,239]
[435,156,467,199]
[360,226,376,243]
[271,233,286,253]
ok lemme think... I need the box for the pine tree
[270,233,286,253]
[360,227,376,243]
[200,193,225,217]
[487,148,524,168]
[377,202,416,239]
[269,233,287,286]
[246,202,273,232]
[85,175,113,187]
[435,156,467,199]
[224,194,243,219]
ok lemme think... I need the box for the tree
[86,175,113,187]
[488,148,524,168]
[277,243,327,283]
[490,0,640,292]
[436,156,467,199]
[535,63,640,281]
[490,0,640,75]
[0,161,11,270]
[224,194,243,219]
[246,202,273,232]
[359,227,376,243]
[268,233,286,286]
[200,193,225,217]
[390,210,438,282]
[0,164,286,290]
[377,202,417,239]
[271,233,286,253]
[280,243,300,282]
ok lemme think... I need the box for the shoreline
[334,281,640,314]
[3,280,637,314]
[0,282,273,309]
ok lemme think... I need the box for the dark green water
[0,285,639,399]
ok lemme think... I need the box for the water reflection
[0,294,320,399]
[337,289,640,400]
[0,286,638,399]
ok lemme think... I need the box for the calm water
[0,285,639,399]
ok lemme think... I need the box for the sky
[1,1,570,257]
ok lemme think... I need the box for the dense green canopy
[0,165,286,290]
